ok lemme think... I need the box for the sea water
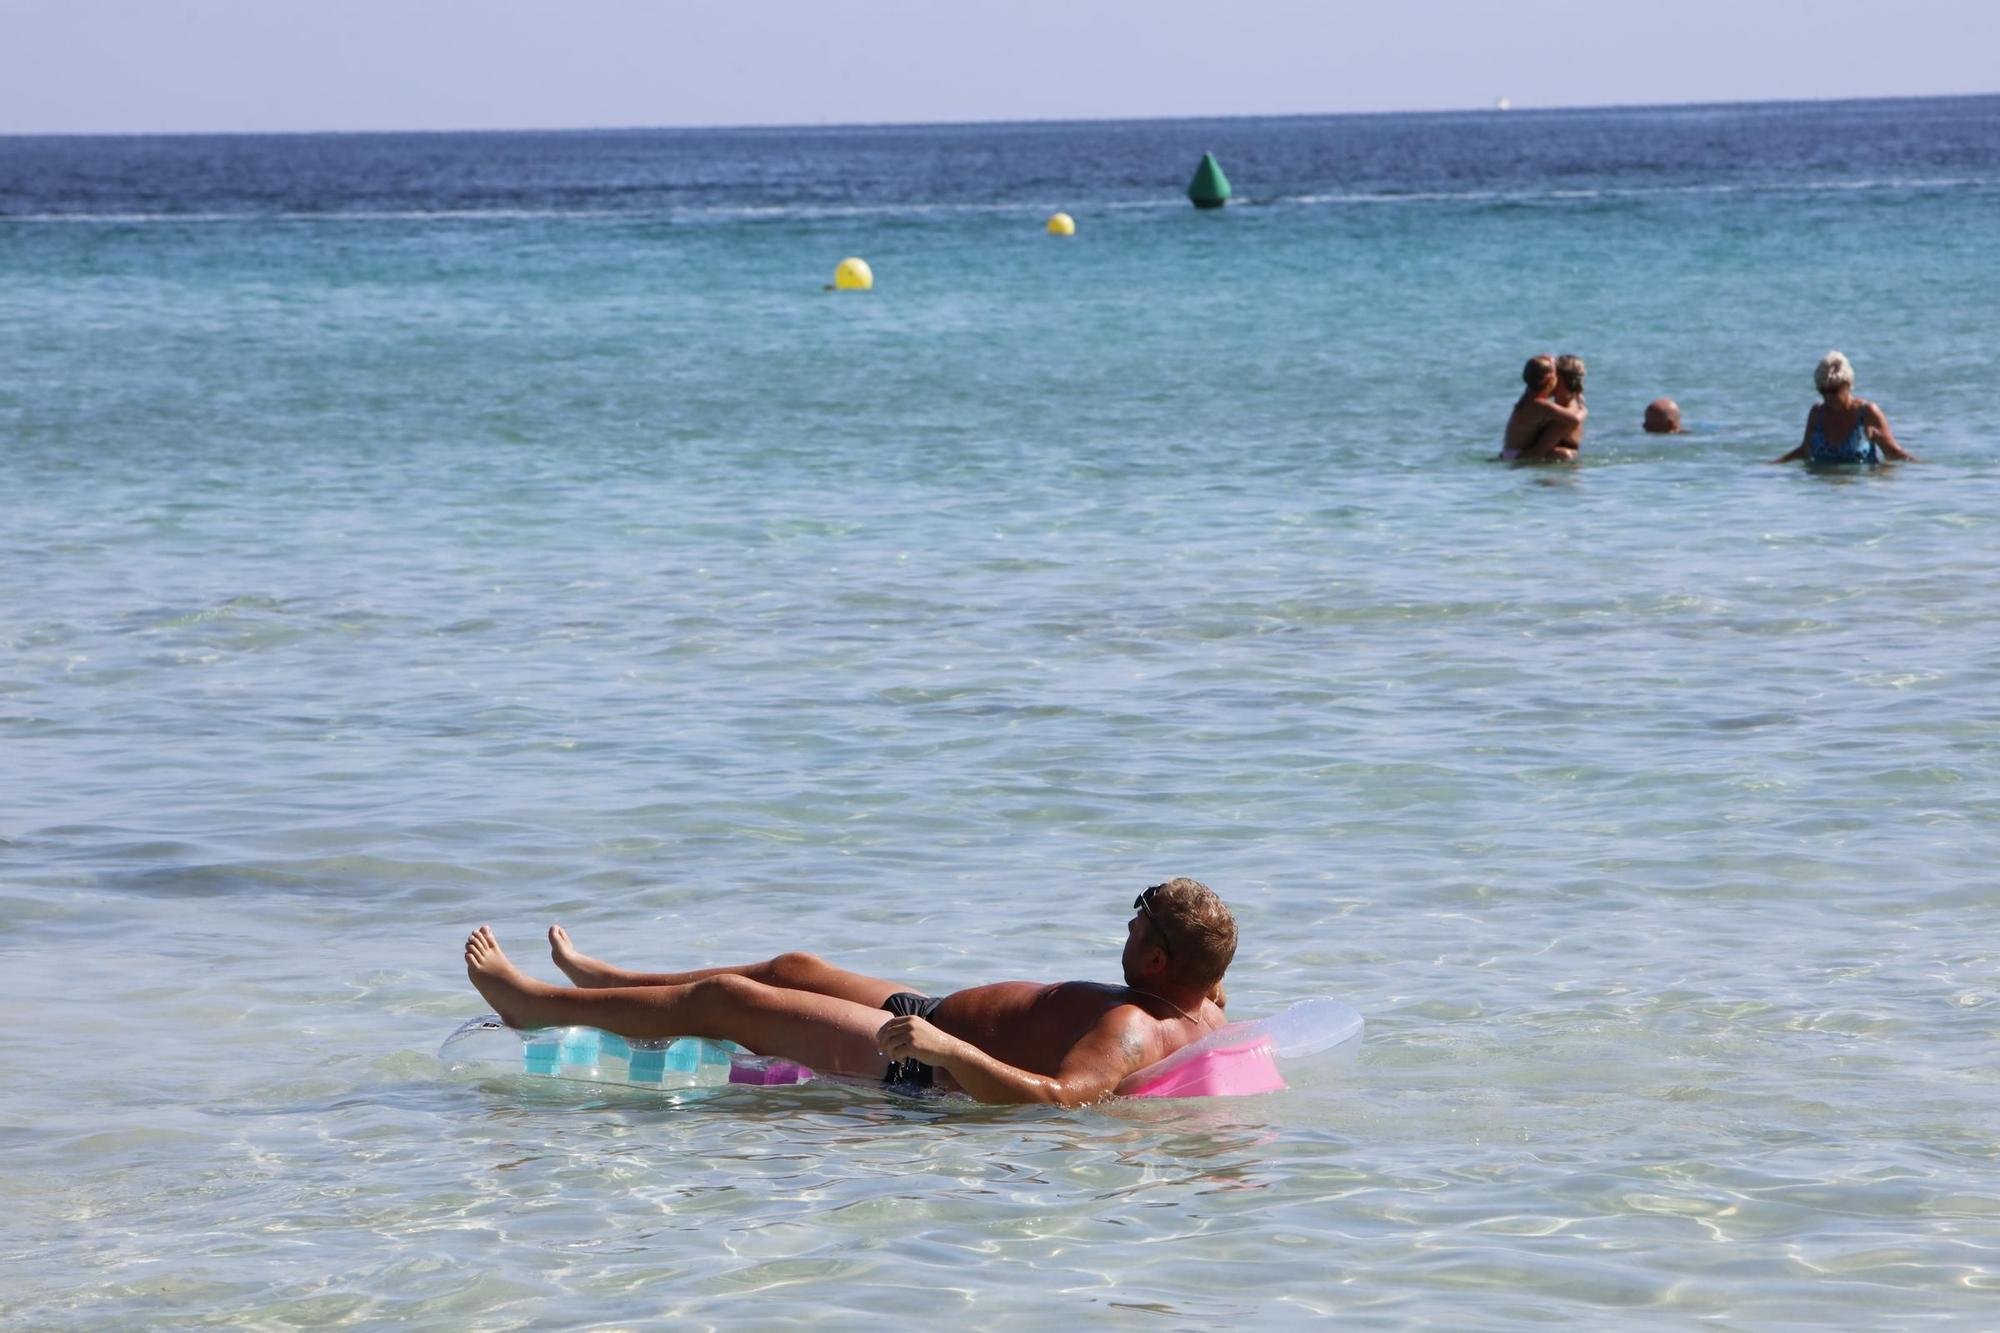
[2,98,1998,1326]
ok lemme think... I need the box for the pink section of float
[729,1058,813,1086]
[1121,1039,1287,1098]
[1115,997,1362,1099]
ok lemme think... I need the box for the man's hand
[877,1008,1149,1107]
[877,1013,961,1067]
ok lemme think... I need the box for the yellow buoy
[1046,212,1076,237]
[832,256,874,290]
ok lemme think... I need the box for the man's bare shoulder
[1050,990,1180,1073]
[1035,981,1151,1022]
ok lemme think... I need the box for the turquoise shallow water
[3,101,1999,1326]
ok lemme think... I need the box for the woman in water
[1546,354,1587,458]
[1774,351,1918,465]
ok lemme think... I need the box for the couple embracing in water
[1501,353,1588,463]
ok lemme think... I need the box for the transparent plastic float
[439,997,1362,1099]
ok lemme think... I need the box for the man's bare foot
[464,926,547,1029]
[549,924,622,988]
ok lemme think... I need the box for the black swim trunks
[880,991,944,1090]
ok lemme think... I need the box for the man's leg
[548,925,904,1009]
[468,928,887,1077]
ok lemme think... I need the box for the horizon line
[5,89,1995,142]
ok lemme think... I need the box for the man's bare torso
[1503,398,1552,458]
[929,980,1216,1081]
[1503,393,1582,461]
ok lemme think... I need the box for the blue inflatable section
[439,1017,813,1089]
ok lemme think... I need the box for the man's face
[1121,912,1158,984]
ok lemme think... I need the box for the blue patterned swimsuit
[1806,404,1880,465]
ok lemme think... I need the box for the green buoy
[1187,152,1232,209]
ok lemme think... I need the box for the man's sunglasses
[1134,886,1174,958]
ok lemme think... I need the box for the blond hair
[1814,350,1855,394]
[1145,878,1238,991]
[1555,354,1586,394]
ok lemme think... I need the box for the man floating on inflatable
[463,878,1236,1105]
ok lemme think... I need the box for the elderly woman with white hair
[1774,351,1918,465]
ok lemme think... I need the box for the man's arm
[877,1010,1151,1107]
[1519,400,1585,460]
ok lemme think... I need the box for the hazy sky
[3,0,1994,135]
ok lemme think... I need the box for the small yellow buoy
[832,256,874,290]
[1046,212,1076,237]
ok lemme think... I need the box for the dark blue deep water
[6,96,2000,217]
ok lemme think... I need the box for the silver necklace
[1129,987,1203,1025]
